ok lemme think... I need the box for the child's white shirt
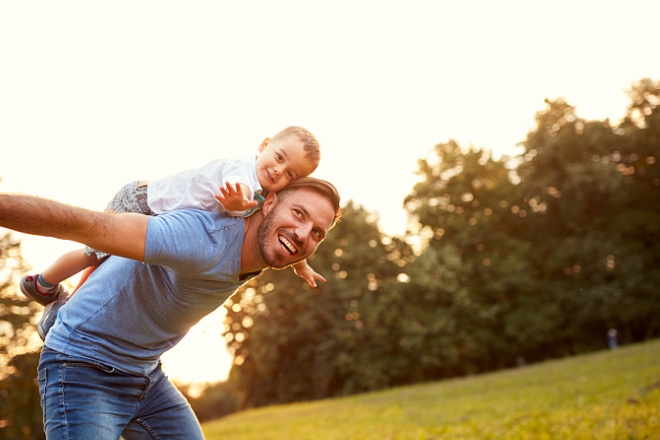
[146,156,261,216]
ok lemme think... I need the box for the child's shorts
[84,180,154,259]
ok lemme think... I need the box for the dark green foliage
[224,201,413,408]
[0,229,44,440]
[218,78,660,411]
[182,381,239,422]
[514,81,660,348]
[0,352,44,440]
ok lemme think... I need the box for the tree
[516,82,660,348]
[400,79,660,371]
[183,381,238,422]
[403,140,547,371]
[0,227,45,440]
[223,201,414,408]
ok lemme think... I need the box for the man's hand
[215,182,258,213]
[292,260,326,288]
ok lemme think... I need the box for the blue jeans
[38,347,204,439]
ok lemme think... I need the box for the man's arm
[0,193,148,261]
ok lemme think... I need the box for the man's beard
[256,208,304,269]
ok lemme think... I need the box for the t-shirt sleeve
[143,210,242,282]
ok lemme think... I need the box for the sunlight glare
[161,307,232,385]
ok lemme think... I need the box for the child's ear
[258,138,270,152]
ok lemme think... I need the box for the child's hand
[215,182,258,213]
[292,260,326,288]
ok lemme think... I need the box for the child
[21,126,326,312]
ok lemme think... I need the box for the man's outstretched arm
[0,193,148,261]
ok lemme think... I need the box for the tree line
[219,78,660,413]
[0,78,658,435]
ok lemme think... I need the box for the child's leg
[24,180,149,302]
[28,180,152,337]
[34,263,99,341]
[20,248,101,306]
[40,248,102,287]
[72,266,97,294]
[39,180,150,289]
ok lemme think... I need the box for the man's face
[257,187,334,269]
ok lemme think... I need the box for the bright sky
[1,1,659,385]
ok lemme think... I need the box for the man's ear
[258,138,270,153]
[260,191,278,214]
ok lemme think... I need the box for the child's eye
[287,171,294,180]
[276,153,284,162]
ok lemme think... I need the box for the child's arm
[292,260,326,288]
[214,182,259,214]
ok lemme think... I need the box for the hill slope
[203,339,660,439]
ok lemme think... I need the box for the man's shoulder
[144,209,245,266]
[155,209,244,234]
[158,208,241,222]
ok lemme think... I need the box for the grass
[202,339,660,439]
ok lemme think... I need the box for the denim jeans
[38,347,204,439]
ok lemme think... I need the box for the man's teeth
[279,235,296,254]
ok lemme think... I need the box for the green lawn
[203,339,660,439]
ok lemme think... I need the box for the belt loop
[97,362,116,374]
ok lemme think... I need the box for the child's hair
[272,126,321,169]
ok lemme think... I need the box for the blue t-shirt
[45,209,258,376]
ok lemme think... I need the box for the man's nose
[295,223,312,242]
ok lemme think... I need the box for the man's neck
[239,214,267,276]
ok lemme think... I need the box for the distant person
[1,176,341,438]
[20,127,326,324]
[607,328,618,349]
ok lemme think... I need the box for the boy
[21,126,326,313]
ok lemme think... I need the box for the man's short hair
[278,177,341,229]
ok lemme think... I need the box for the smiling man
[0,177,340,439]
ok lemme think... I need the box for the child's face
[255,136,316,192]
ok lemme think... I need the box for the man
[0,177,341,439]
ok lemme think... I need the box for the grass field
[202,339,660,439]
